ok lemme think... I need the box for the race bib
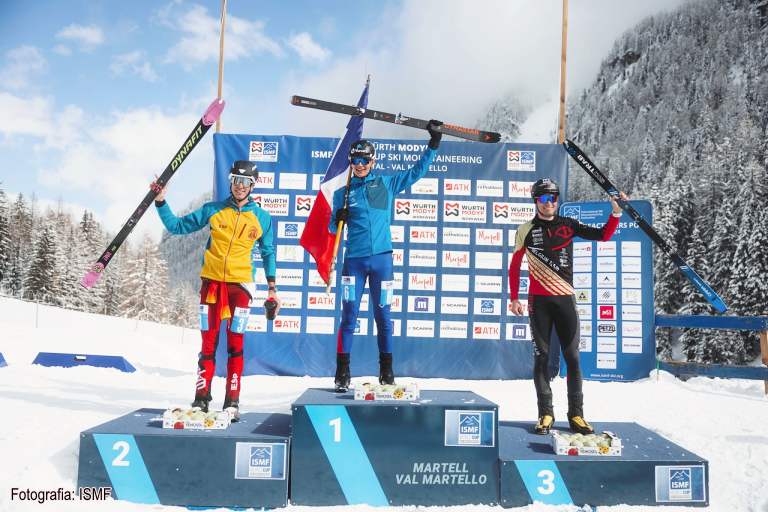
[199,305,210,331]
[379,280,394,307]
[231,306,250,334]
[341,275,356,303]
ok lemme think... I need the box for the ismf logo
[599,305,615,320]
[249,141,279,162]
[445,202,459,216]
[669,468,692,500]
[249,446,272,478]
[480,299,495,314]
[506,150,536,171]
[562,205,581,219]
[285,223,298,237]
[458,413,481,445]
[493,203,508,219]
[395,200,410,215]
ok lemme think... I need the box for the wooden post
[760,330,768,395]
[215,0,228,133]
[557,0,569,144]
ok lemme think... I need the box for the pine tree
[119,234,170,322]
[8,194,33,296]
[679,219,716,361]
[0,187,11,288]
[22,223,61,304]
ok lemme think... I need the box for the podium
[290,388,499,506]
[499,421,709,507]
[77,408,290,508]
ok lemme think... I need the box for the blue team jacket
[329,147,436,258]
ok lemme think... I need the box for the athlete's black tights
[528,294,583,418]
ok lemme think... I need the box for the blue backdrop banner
[212,133,568,379]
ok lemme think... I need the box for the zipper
[221,206,242,282]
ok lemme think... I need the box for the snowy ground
[1,296,766,512]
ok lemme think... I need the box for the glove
[426,119,443,149]
[335,207,349,224]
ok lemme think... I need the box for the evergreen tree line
[0,187,198,328]
[564,0,768,363]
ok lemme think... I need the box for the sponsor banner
[394,272,403,289]
[277,245,305,263]
[596,352,617,369]
[360,294,370,312]
[622,289,643,305]
[408,295,436,313]
[276,291,302,309]
[622,305,643,321]
[442,250,470,268]
[597,337,617,352]
[390,225,405,243]
[246,314,267,332]
[394,199,438,221]
[573,257,592,272]
[276,268,304,287]
[575,289,592,304]
[311,174,323,191]
[506,323,530,341]
[409,226,438,244]
[442,274,470,292]
[654,465,707,503]
[579,336,592,352]
[597,273,617,288]
[622,273,642,289]
[518,277,529,295]
[621,241,642,257]
[444,410,496,447]
[507,181,533,198]
[596,241,617,256]
[475,252,503,269]
[409,249,437,267]
[573,273,592,288]
[440,321,468,339]
[392,248,404,266]
[597,321,617,337]
[442,227,471,245]
[475,275,502,293]
[598,305,616,320]
[294,195,314,217]
[410,178,439,195]
[491,202,536,224]
[444,178,472,196]
[249,140,278,162]
[252,172,275,189]
[580,322,593,336]
[406,319,435,338]
[251,194,290,216]
[476,180,504,197]
[573,242,593,257]
[443,200,487,223]
[622,257,643,273]
[307,292,336,310]
[474,298,502,316]
[278,172,307,190]
[306,316,336,334]
[597,289,617,304]
[622,321,643,338]
[476,228,503,246]
[234,442,286,480]
[273,316,301,333]
[408,273,437,291]
[390,295,402,313]
[597,257,617,272]
[308,269,326,287]
[441,296,469,315]
[472,322,501,340]
[577,304,592,319]
[278,221,304,239]
[621,337,643,354]
[506,150,536,171]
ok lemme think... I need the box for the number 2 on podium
[329,417,341,442]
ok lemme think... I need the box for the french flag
[300,81,369,284]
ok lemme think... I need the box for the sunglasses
[230,176,255,187]
[536,193,558,204]
[351,157,371,166]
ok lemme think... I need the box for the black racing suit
[508,213,619,418]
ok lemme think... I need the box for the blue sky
[0,0,694,238]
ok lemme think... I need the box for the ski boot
[191,393,211,413]
[568,415,594,434]
[223,397,240,422]
[334,353,351,393]
[378,352,395,385]
[534,414,554,435]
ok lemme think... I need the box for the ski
[80,98,226,289]
[563,138,728,313]
[291,95,501,143]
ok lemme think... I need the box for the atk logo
[308,294,335,309]
[249,141,279,162]
[410,227,437,242]
[445,202,460,216]
[473,323,500,339]
[253,172,275,189]
[506,150,535,171]
[599,305,615,320]
[458,413,481,445]
[395,200,410,214]
[444,179,471,195]
[273,318,300,332]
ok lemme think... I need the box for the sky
[0,0,697,239]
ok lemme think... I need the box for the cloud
[0,46,47,91]
[56,24,105,49]
[52,44,72,57]
[0,93,84,149]
[162,4,282,69]
[287,32,331,63]
[111,51,159,82]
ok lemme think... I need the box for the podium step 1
[290,388,499,507]
[499,421,708,507]
[77,408,290,508]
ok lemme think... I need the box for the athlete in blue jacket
[330,121,442,392]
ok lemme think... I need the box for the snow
[1,296,767,512]
[515,98,559,144]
